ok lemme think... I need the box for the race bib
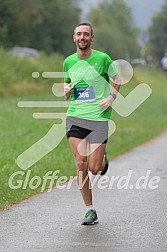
[74,86,95,102]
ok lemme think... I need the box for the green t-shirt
[63,49,118,121]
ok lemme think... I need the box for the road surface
[0,131,167,252]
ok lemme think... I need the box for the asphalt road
[0,131,167,252]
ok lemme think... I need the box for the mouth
[78,40,87,44]
[77,40,89,50]
[79,42,86,45]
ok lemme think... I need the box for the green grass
[0,48,64,96]
[108,67,167,156]
[0,67,167,210]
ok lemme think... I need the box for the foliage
[0,0,80,55]
[88,0,140,59]
[0,48,64,96]
[149,0,167,60]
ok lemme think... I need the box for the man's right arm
[64,82,72,100]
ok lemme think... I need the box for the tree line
[0,0,167,60]
[149,0,167,60]
[0,0,80,55]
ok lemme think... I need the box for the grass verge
[0,68,167,209]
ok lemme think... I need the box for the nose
[80,33,85,39]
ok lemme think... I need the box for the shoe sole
[81,219,99,225]
[100,153,109,175]
[100,161,109,175]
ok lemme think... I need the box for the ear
[91,35,94,42]
[73,35,76,43]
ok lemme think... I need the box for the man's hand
[64,83,72,100]
[99,95,115,110]
[99,73,121,109]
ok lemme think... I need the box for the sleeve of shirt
[63,60,71,83]
[105,54,118,77]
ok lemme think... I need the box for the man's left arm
[99,74,121,109]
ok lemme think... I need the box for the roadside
[0,130,167,252]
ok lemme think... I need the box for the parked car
[130,58,146,66]
[11,47,40,59]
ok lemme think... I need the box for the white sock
[86,204,94,211]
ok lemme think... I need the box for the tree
[0,0,80,55]
[149,0,167,61]
[88,0,140,59]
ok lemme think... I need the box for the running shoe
[100,152,109,175]
[81,209,98,225]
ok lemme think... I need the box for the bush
[0,48,64,96]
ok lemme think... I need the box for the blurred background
[0,0,167,61]
[1,0,167,96]
[0,0,167,209]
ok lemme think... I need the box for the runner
[63,23,121,225]
[161,52,167,71]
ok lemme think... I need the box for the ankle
[86,204,94,211]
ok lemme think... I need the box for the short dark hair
[74,22,94,36]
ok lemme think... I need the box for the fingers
[64,83,72,100]
[64,83,71,94]
[99,100,108,109]
[99,96,113,109]
[64,83,71,91]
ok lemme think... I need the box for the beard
[77,40,91,50]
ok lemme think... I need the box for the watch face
[110,93,116,99]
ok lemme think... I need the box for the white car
[11,47,40,59]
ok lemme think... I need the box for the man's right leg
[68,137,92,207]
[69,137,98,225]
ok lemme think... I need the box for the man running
[63,23,120,225]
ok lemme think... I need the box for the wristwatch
[110,93,117,99]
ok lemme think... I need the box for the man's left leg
[89,143,107,175]
[88,120,109,175]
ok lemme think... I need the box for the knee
[91,169,99,175]
[75,158,88,172]
[89,163,101,175]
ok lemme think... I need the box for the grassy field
[0,63,167,210]
[0,48,63,96]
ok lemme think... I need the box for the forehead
[74,25,91,34]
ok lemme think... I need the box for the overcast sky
[80,0,165,28]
